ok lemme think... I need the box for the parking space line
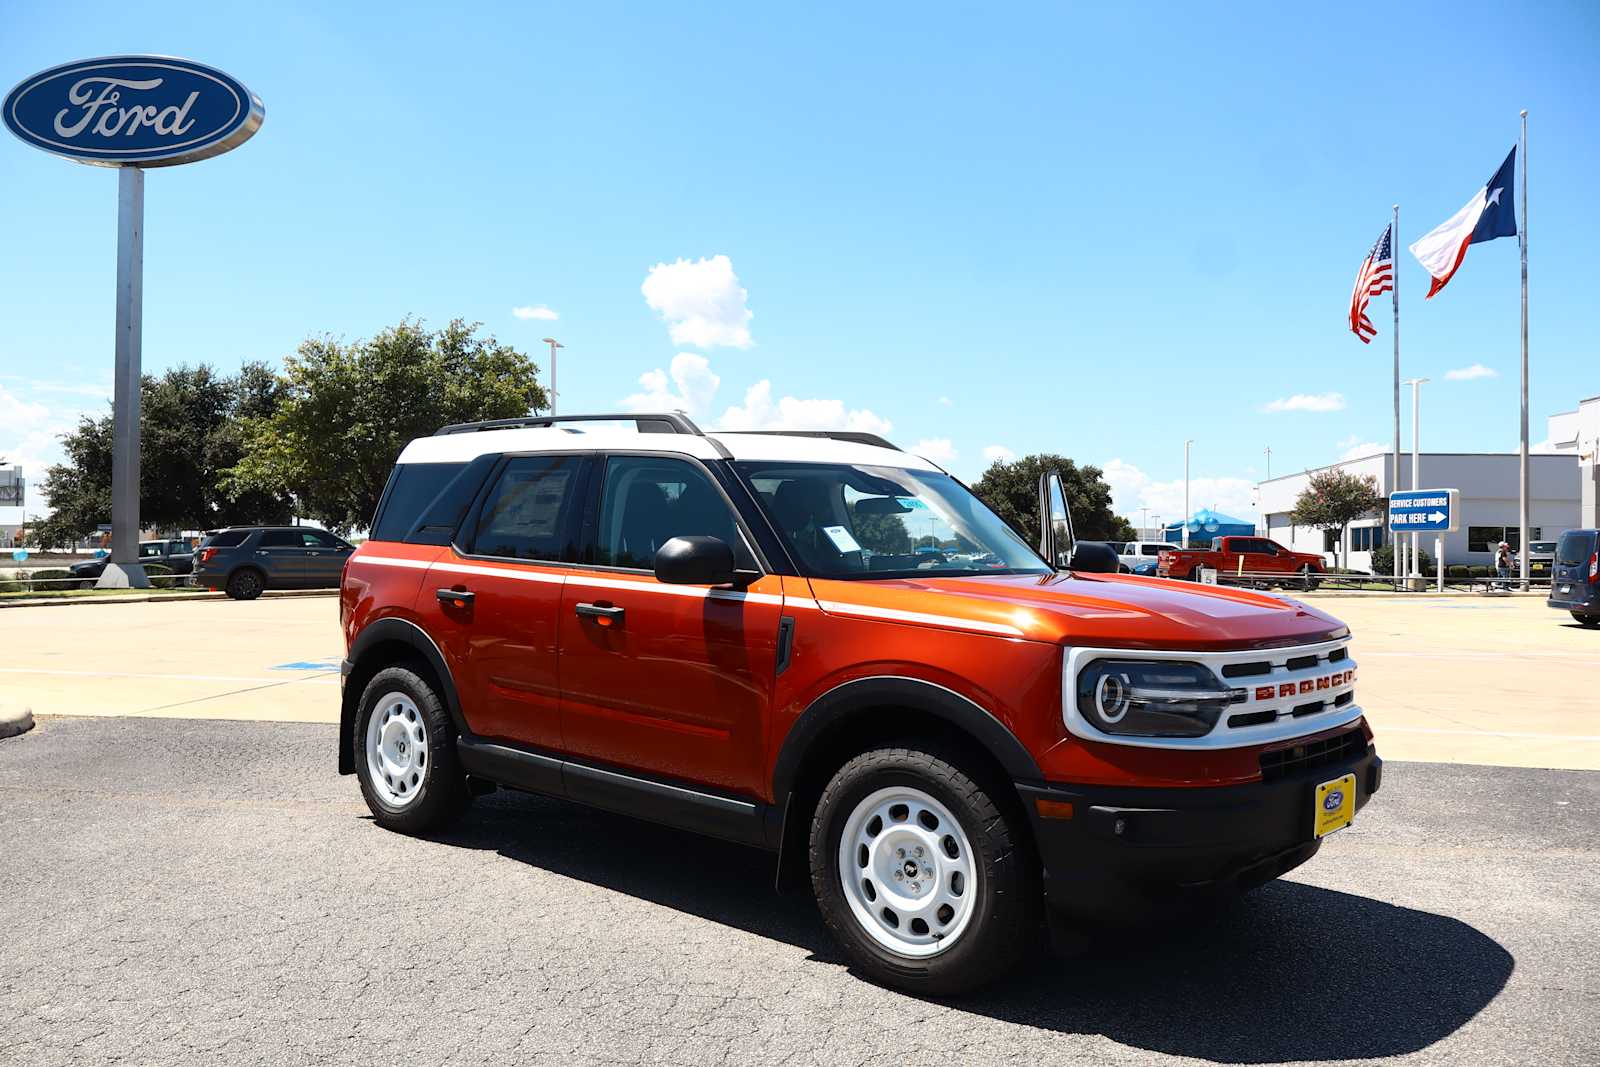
[1380,726,1600,742]
[0,666,339,683]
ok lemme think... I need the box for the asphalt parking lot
[2,715,1597,1066]
[2,592,1598,1065]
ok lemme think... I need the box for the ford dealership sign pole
[4,57,262,587]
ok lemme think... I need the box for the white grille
[1062,638,1362,751]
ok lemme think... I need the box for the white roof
[395,425,940,471]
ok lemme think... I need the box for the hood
[805,571,1346,651]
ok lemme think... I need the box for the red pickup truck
[1158,536,1327,587]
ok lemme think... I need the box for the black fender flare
[338,617,465,774]
[768,676,1043,890]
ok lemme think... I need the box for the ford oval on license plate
[1314,773,1357,838]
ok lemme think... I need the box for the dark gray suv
[193,526,355,600]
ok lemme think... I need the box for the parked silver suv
[193,526,354,600]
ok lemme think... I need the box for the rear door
[1553,530,1597,606]
[424,454,592,751]
[557,454,784,796]
[253,529,310,584]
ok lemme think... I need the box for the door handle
[575,602,624,627]
[436,587,475,608]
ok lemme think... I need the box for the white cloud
[622,353,721,417]
[641,255,753,349]
[0,382,110,515]
[1445,363,1497,381]
[512,305,559,321]
[1101,457,1258,524]
[982,444,1015,465]
[938,396,953,408]
[1338,440,1385,461]
[1261,392,1345,413]
[910,438,957,463]
[717,380,890,436]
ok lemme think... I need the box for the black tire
[809,743,1039,996]
[225,567,265,601]
[1300,565,1320,592]
[352,665,471,833]
[1573,612,1600,629]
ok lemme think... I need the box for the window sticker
[822,525,863,553]
[897,497,928,510]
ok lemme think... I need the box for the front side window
[139,543,163,558]
[594,456,749,569]
[468,456,585,562]
[736,461,1050,580]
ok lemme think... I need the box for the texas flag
[1409,147,1518,298]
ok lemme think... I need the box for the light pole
[1139,507,1149,540]
[1405,377,1429,582]
[1182,440,1193,549]
[541,337,564,415]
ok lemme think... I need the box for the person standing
[1495,541,1513,586]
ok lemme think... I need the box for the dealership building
[1256,400,1597,572]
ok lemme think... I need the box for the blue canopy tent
[1162,509,1254,545]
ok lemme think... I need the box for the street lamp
[1183,440,1194,549]
[542,337,564,415]
[1404,377,1429,581]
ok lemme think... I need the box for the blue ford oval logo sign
[4,55,263,167]
[1323,789,1345,812]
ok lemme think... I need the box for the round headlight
[1075,659,1235,738]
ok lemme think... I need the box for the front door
[422,454,591,751]
[558,455,783,796]
[299,528,353,584]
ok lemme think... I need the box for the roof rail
[714,429,901,452]
[435,412,705,437]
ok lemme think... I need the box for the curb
[0,588,339,610]
[0,704,34,739]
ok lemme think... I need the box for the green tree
[226,318,546,532]
[1289,469,1384,570]
[34,363,294,540]
[971,453,1136,546]
[851,510,911,554]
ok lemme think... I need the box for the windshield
[1528,541,1557,554]
[735,461,1051,580]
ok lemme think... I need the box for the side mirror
[1068,541,1120,574]
[655,535,738,586]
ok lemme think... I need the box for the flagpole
[1518,110,1530,590]
[1392,204,1402,589]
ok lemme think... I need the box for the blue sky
[3,1,1596,527]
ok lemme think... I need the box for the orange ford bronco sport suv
[339,413,1380,994]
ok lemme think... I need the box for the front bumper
[1017,739,1381,921]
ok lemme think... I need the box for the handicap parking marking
[269,659,343,672]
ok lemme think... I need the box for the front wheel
[809,744,1039,996]
[1573,611,1600,629]
[354,665,470,833]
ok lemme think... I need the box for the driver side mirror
[1067,541,1120,574]
[655,535,742,587]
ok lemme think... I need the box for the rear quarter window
[205,530,250,548]
[371,462,468,543]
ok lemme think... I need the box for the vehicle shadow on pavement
[434,790,1513,1064]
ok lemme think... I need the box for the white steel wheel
[364,692,430,810]
[837,785,978,958]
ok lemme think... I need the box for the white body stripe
[815,599,1026,637]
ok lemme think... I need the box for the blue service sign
[4,55,263,168]
[11,549,26,562]
[1388,488,1459,533]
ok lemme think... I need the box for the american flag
[1349,223,1394,343]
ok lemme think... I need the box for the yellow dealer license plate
[1314,774,1357,838]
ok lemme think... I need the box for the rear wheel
[1300,565,1320,591]
[225,567,264,600]
[809,744,1038,995]
[1573,611,1600,629]
[354,665,470,833]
